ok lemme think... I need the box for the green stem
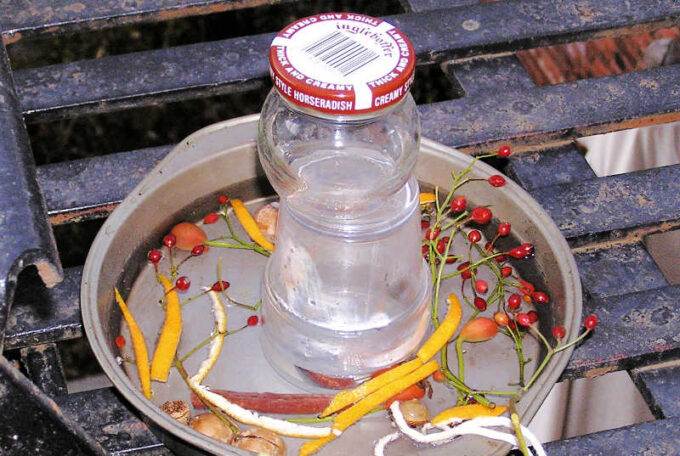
[222,210,248,246]
[224,294,259,311]
[522,347,553,392]
[455,338,465,384]
[286,415,334,424]
[473,389,520,397]
[506,326,526,386]
[510,401,531,456]
[441,252,505,280]
[178,331,220,363]
[205,240,254,250]
[554,329,592,354]
[440,367,494,407]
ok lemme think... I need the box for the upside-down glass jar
[257,12,430,388]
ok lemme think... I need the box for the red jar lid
[269,13,416,115]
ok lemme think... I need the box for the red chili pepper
[384,383,426,408]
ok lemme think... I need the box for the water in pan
[120,197,540,454]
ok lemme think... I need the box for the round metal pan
[81,114,581,455]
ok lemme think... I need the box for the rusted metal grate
[1,1,680,454]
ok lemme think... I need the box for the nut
[233,427,286,456]
[160,400,190,425]
[399,399,430,427]
[189,413,235,443]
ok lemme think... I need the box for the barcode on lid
[303,31,380,76]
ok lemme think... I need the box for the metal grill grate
[1,1,680,454]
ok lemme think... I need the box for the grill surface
[1,1,680,454]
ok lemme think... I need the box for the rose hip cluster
[137,194,261,337]
[421,144,598,345]
[147,221,208,292]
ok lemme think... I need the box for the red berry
[175,276,191,291]
[508,243,534,259]
[421,219,430,230]
[114,335,126,348]
[467,230,481,244]
[445,255,457,264]
[532,291,550,304]
[247,315,259,326]
[527,310,539,324]
[450,195,467,213]
[488,175,506,187]
[584,314,598,330]
[508,320,517,330]
[497,145,512,158]
[147,249,162,264]
[163,234,177,248]
[474,297,487,311]
[474,279,488,294]
[470,207,492,225]
[516,313,531,327]
[421,245,429,257]
[424,227,441,241]
[436,237,450,254]
[552,326,566,340]
[203,212,219,224]
[518,279,535,295]
[457,262,473,280]
[218,194,229,205]
[211,280,230,292]
[494,254,507,263]
[191,244,206,256]
[508,293,521,310]
[497,222,511,237]
[501,266,513,277]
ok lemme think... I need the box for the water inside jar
[286,142,399,216]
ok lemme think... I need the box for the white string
[381,401,547,456]
[374,432,400,456]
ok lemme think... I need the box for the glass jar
[257,13,430,388]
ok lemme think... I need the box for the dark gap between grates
[27,65,461,167]
[411,63,464,105]
[53,218,106,268]
[28,84,271,166]
[58,338,105,383]
[7,0,404,70]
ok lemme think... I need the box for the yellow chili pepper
[231,199,275,252]
[431,403,508,425]
[298,434,336,456]
[151,274,182,382]
[333,360,438,432]
[417,293,463,363]
[114,288,152,399]
[419,192,436,205]
[320,358,422,418]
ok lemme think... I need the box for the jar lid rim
[268,13,416,116]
